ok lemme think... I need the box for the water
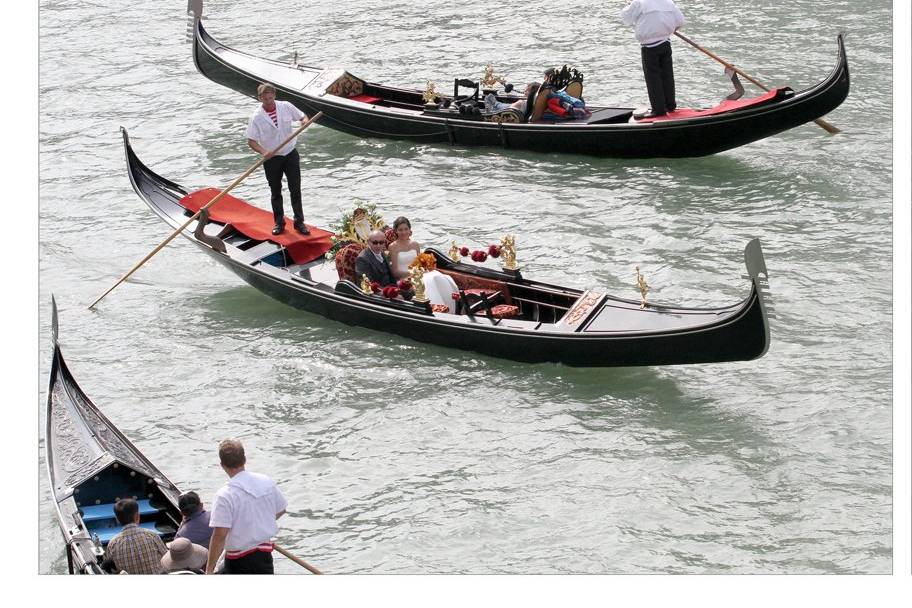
[38,0,893,573]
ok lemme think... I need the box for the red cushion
[335,243,364,281]
[349,94,382,104]
[431,304,450,313]
[487,304,519,318]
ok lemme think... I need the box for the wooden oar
[674,31,840,135]
[88,111,323,310]
[274,543,323,574]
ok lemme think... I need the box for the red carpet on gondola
[179,188,333,264]
[635,88,785,123]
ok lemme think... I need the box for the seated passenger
[484,82,541,114]
[100,498,168,574]
[355,229,397,287]
[388,216,421,279]
[174,491,213,549]
[161,537,208,574]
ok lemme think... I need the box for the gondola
[123,128,773,366]
[186,0,848,158]
[45,297,184,574]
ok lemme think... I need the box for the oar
[274,543,323,574]
[87,111,324,310]
[673,31,840,135]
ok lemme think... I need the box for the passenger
[101,498,167,574]
[483,82,541,114]
[161,537,208,574]
[174,491,213,548]
[388,216,421,279]
[206,439,288,575]
[355,229,397,287]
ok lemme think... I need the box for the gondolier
[246,82,311,236]
[621,0,685,118]
[205,439,287,574]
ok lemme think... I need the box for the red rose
[471,250,488,262]
[459,246,470,257]
[370,281,381,293]
[451,292,460,300]
[382,286,400,299]
[488,244,501,258]
[397,279,412,291]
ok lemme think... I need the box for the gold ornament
[449,240,461,262]
[635,266,649,309]
[481,64,506,89]
[360,274,373,295]
[409,265,429,303]
[500,234,517,270]
[423,81,440,104]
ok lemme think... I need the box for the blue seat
[80,499,157,523]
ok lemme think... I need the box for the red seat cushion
[349,94,382,104]
[335,243,365,282]
[486,304,519,318]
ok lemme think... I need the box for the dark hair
[178,491,202,517]
[392,216,411,231]
[114,498,139,525]
[219,439,246,469]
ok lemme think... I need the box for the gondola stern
[743,238,772,358]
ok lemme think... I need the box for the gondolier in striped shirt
[246,82,311,236]
[205,439,288,574]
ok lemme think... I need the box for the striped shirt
[266,107,278,126]
[106,523,168,574]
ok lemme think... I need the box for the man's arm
[620,0,640,25]
[247,138,273,160]
[206,527,229,574]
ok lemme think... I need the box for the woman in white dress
[387,216,459,312]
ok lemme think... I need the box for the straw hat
[161,537,208,572]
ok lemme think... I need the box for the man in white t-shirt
[621,0,685,118]
[246,82,311,236]
[205,439,287,574]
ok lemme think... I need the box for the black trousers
[223,550,274,574]
[263,148,304,226]
[640,40,676,115]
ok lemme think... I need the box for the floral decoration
[409,252,437,271]
[325,202,388,260]
[397,279,413,291]
[370,281,381,294]
[381,286,400,299]
[459,246,470,257]
[470,250,488,262]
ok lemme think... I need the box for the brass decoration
[564,291,602,327]
[423,81,440,104]
[635,266,649,309]
[481,64,507,89]
[409,265,429,303]
[449,240,461,262]
[500,234,517,270]
[360,274,373,295]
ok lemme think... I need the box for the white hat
[161,537,208,572]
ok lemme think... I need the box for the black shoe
[634,109,665,120]
[293,220,310,235]
[272,223,285,236]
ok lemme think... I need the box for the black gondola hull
[190,13,849,158]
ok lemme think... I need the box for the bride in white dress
[388,216,459,313]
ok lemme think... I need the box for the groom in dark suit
[355,229,396,287]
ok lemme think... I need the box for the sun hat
[161,537,208,572]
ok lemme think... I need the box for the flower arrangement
[470,250,488,262]
[488,245,501,258]
[397,279,413,291]
[370,281,381,294]
[381,285,400,299]
[409,252,437,271]
[325,202,387,260]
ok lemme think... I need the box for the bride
[388,216,459,312]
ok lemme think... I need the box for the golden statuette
[500,234,517,270]
[360,274,373,295]
[448,240,461,262]
[635,266,650,309]
[409,265,429,303]
[481,64,507,89]
[423,81,440,104]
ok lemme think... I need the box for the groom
[355,230,396,287]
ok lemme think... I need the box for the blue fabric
[549,90,586,108]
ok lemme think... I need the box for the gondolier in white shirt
[246,82,311,236]
[205,439,288,574]
[621,0,685,119]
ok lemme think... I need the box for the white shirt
[245,100,307,156]
[621,0,685,47]
[209,470,288,552]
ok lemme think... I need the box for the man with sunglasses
[355,229,396,288]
